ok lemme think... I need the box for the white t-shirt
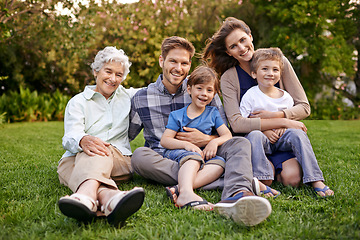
[239,86,294,117]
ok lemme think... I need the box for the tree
[251,0,359,111]
[0,0,99,94]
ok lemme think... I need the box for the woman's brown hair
[202,17,251,76]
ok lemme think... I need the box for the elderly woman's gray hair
[91,46,132,80]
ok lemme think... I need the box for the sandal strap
[67,193,98,212]
[102,187,142,216]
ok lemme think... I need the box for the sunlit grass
[0,120,359,239]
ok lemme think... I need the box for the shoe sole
[252,177,261,196]
[214,196,271,226]
[58,198,97,223]
[107,188,145,227]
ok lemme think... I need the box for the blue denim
[163,149,225,165]
[246,129,324,184]
[132,137,254,200]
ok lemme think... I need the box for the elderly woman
[202,17,333,198]
[57,46,145,227]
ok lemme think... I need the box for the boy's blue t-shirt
[166,105,224,135]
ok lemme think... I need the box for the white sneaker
[252,177,261,196]
[214,194,271,226]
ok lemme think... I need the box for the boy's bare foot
[259,182,280,198]
[312,181,334,197]
[175,191,213,210]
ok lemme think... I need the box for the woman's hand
[286,119,307,133]
[250,110,284,119]
[80,135,111,156]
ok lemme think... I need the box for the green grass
[0,120,359,239]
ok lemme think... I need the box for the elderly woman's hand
[79,135,111,156]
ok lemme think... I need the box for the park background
[0,0,360,122]
[0,0,360,239]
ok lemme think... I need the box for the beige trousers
[57,145,132,193]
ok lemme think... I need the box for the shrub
[0,87,70,122]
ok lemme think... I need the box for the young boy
[240,48,334,197]
[160,65,233,210]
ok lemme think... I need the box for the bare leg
[277,158,302,187]
[176,160,213,210]
[98,188,120,207]
[75,179,101,201]
[193,164,224,189]
[168,165,223,203]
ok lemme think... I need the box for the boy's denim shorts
[163,149,225,169]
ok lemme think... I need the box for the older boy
[241,47,334,197]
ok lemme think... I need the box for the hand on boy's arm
[175,127,216,147]
[250,110,285,119]
[80,135,111,156]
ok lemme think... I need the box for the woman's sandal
[58,193,98,222]
[102,187,145,227]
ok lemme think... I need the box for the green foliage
[0,0,359,119]
[309,95,360,120]
[0,87,70,122]
[251,0,359,108]
[0,111,6,125]
[0,121,360,239]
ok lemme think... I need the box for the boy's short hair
[161,36,195,61]
[188,65,220,95]
[250,47,284,74]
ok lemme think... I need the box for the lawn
[0,120,359,239]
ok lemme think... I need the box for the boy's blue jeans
[246,129,324,184]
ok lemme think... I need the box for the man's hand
[175,127,213,147]
[79,135,111,156]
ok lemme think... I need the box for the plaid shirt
[129,74,226,155]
